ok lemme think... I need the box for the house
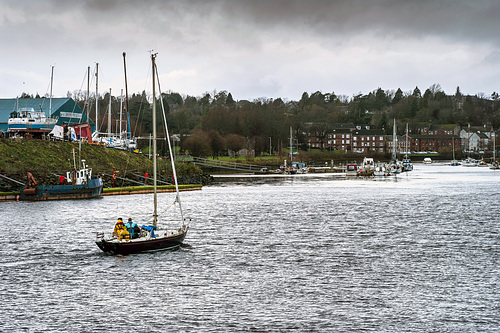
[406,134,461,153]
[351,129,386,153]
[459,128,489,152]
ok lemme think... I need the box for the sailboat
[401,123,413,172]
[490,129,499,170]
[388,119,402,174]
[95,53,188,254]
[450,135,460,166]
[462,123,477,167]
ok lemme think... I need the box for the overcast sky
[1,0,499,102]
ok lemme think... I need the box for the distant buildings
[305,122,496,155]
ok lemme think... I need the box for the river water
[1,164,498,332]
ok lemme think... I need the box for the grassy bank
[103,184,202,193]
[0,139,211,192]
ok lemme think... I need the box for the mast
[123,52,130,140]
[152,53,158,227]
[120,89,123,141]
[49,65,54,118]
[108,88,112,139]
[95,63,99,134]
[393,119,397,161]
[405,123,409,158]
[452,137,455,160]
[493,127,496,162]
[290,126,293,164]
[87,66,90,115]
[467,123,471,158]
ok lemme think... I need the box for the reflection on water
[1,165,498,332]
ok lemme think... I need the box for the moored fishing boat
[19,152,103,201]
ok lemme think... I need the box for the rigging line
[76,68,91,123]
[0,174,25,185]
[154,61,186,226]
[130,63,153,140]
[157,200,178,219]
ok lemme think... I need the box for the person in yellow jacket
[113,218,130,241]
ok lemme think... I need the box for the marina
[1,164,498,331]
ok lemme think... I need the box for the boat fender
[23,187,37,196]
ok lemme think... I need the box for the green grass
[103,184,201,193]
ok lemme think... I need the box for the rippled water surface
[1,164,499,332]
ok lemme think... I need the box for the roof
[0,98,94,131]
[352,129,385,135]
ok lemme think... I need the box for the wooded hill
[22,84,500,157]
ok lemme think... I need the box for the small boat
[374,163,390,176]
[9,69,58,135]
[388,161,403,174]
[346,163,358,176]
[358,157,374,176]
[477,160,489,167]
[8,107,57,134]
[462,158,477,167]
[19,151,103,201]
[402,158,413,172]
[450,134,460,166]
[96,53,188,255]
[387,119,402,174]
[401,123,413,172]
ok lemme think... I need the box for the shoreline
[0,185,202,202]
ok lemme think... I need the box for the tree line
[20,85,500,157]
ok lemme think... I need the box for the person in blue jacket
[125,218,139,239]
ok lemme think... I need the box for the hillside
[0,139,210,192]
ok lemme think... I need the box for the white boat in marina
[462,158,477,167]
[402,124,413,172]
[8,107,57,134]
[359,157,374,176]
[8,67,58,135]
[373,163,390,176]
[387,119,402,174]
[477,160,489,167]
[450,133,460,166]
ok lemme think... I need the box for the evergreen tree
[392,88,404,104]
[413,86,421,98]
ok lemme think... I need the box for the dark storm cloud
[1,0,499,100]
[69,0,500,44]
